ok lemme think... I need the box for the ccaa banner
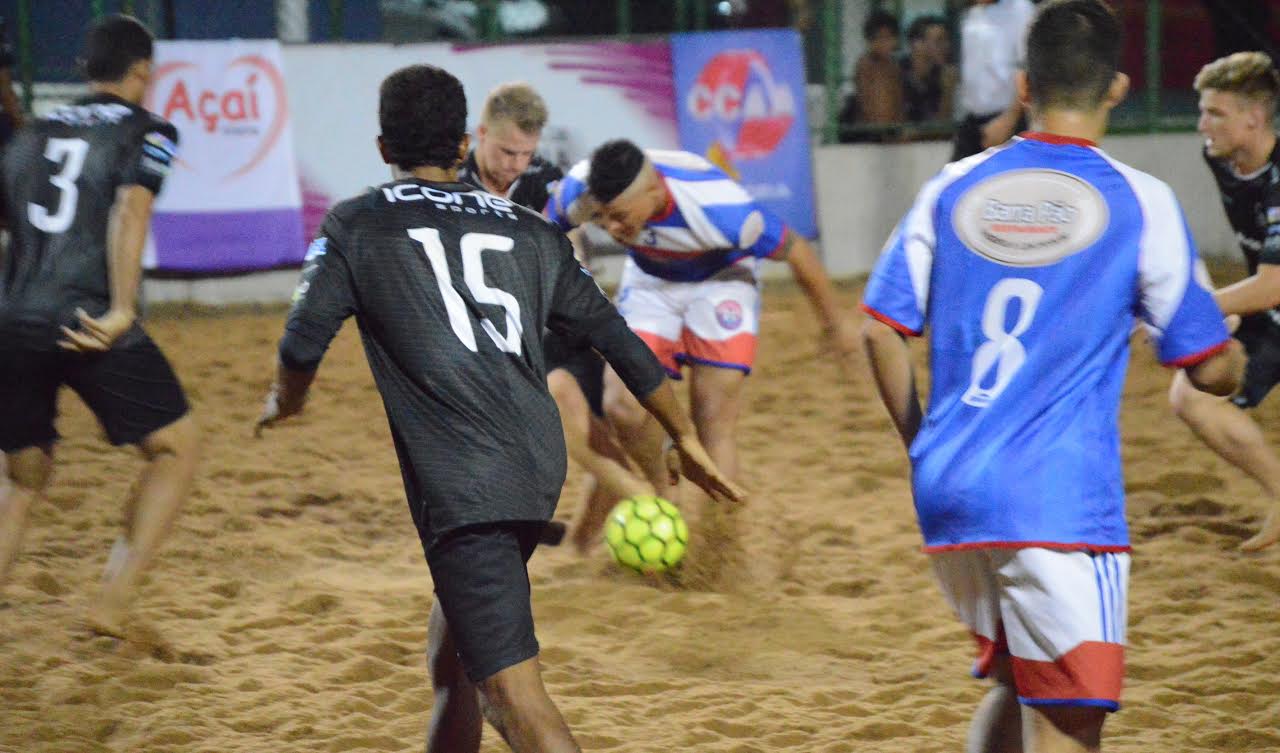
[671,29,817,238]
[144,40,304,272]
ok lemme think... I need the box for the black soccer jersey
[457,151,563,215]
[1,93,178,343]
[279,180,665,546]
[1205,141,1280,276]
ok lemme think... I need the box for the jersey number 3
[29,138,90,234]
[408,227,523,355]
[961,278,1044,408]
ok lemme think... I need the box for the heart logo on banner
[146,54,290,183]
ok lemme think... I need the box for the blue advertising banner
[671,29,817,239]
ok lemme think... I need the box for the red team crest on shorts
[715,300,744,330]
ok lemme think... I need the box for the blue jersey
[545,150,788,282]
[863,133,1230,552]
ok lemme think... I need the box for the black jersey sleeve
[279,214,360,371]
[118,119,179,196]
[546,232,666,399]
[1262,182,1280,267]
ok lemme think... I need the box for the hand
[667,436,746,505]
[1241,503,1280,553]
[822,321,862,378]
[253,383,305,437]
[58,308,135,352]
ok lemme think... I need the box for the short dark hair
[863,10,899,42]
[1026,0,1122,110]
[587,139,646,204]
[907,14,946,43]
[379,64,467,171]
[82,14,153,82]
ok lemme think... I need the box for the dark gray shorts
[426,522,543,683]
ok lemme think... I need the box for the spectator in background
[902,15,957,127]
[952,0,1034,160]
[842,10,905,142]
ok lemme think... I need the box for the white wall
[814,131,1238,278]
[144,131,1234,304]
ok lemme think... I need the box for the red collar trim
[1020,131,1097,147]
[650,177,677,223]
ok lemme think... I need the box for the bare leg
[0,446,55,596]
[680,365,746,585]
[687,364,746,482]
[477,655,581,753]
[426,600,482,753]
[602,366,672,496]
[967,656,1023,753]
[1023,704,1105,753]
[1169,372,1280,551]
[88,414,199,635]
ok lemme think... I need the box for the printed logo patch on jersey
[1267,206,1280,226]
[304,237,328,261]
[715,299,744,330]
[952,169,1109,266]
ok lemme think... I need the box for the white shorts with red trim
[615,259,760,377]
[930,547,1129,711]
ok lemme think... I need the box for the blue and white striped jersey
[545,149,788,282]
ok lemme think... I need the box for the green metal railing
[10,0,1213,142]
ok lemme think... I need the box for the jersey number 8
[961,277,1044,408]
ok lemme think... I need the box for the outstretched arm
[778,229,859,372]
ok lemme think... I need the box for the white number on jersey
[28,137,90,234]
[961,278,1044,408]
[407,227,523,355]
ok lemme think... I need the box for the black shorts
[426,522,543,683]
[1232,314,1280,409]
[543,331,604,417]
[0,329,190,452]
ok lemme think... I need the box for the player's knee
[141,414,200,463]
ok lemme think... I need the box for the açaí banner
[145,40,304,272]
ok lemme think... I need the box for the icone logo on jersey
[146,54,289,182]
[686,50,795,166]
[952,169,1110,267]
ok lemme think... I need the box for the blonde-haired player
[457,82,654,552]
[1170,51,1280,552]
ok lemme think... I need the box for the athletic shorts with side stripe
[615,259,760,377]
[930,547,1130,711]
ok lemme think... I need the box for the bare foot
[1241,504,1280,553]
[84,600,129,640]
[81,608,176,661]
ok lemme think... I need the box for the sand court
[1,279,1278,753]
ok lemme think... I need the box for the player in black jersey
[0,15,199,635]
[255,65,742,753]
[1170,52,1280,552]
[458,82,653,554]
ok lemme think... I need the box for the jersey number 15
[408,227,524,356]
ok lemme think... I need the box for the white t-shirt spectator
[958,0,1035,117]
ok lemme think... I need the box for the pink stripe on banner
[542,43,675,122]
[152,208,305,273]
